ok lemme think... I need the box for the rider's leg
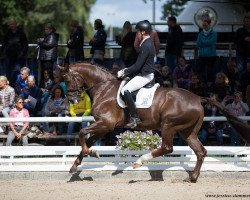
[123,90,140,128]
[121,73,154,128]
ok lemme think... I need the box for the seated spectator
[222,91,249,146]
[6,97,29,146]
[0,76,15,117]
[161,65,173,87]
[0,76,15,133]
[14,66,30,95]
[39,69,54,108]
[199,93,224,146]
[172,56,193,89]
[187,73,205,96]
[19,75,42,116]
[66,91,91,145]
[208,72,231,101]
[50,69,67,96]
[43,85,69,135]
[240,61,250,101]
[224,60,240,94]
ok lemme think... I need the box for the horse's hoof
[183,177,197,183]
[133,163,142,169]
[69,165,77,174]
[90,149,100,158]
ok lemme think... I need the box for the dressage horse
[60,62,250,183]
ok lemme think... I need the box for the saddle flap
[117,80,160,109]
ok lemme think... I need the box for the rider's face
[136,30,144,41]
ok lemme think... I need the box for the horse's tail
[201,97,250,146]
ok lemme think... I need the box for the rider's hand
[117,68,126,78]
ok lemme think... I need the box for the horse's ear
[57,63,69,74]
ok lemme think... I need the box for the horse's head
[58,64,84,104]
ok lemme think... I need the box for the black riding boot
[123,90,141,128]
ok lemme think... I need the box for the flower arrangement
[116,130,161,150]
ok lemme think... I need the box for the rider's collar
[140,36,150,47]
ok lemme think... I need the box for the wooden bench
[0,146,249,172]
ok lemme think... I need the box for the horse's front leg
[69,121,112,173]
[69,128,88,174]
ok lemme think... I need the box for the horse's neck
[77,65,116,96]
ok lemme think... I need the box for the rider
[117,20,156,128]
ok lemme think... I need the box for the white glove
[117,69,126,78]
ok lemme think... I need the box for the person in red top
[6,97,30,146]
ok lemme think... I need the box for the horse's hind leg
[184,116,207,183]
[133,124,175,168]
[185,137,207,182]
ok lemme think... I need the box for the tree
[0,0,96,44]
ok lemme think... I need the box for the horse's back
[153,87,203,120]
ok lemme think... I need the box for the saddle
[117,77,160,109]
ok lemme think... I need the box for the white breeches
[121,73,154,95]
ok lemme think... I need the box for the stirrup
[125,117,141,128]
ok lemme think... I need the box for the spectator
[224,59,240,94]
[39,69,54,108]
[1,19,28,87]
[37,23,59,82]
[165,16,183,72]
[89,19,107,65]
[187,73,205,96]
[208,72,231,102]
[196,18,217,85]
[172,56,193,89]
[19,75,42,116]
[66,91,91,145]
[161,65,173,87]
[50,69,67,96]
[154,61,164,86]
[6,97,29,146]
[116,21,137,67]
[14,66,30,95]
[234,15,250,73]
[111,62,121,76]
[134,20,160,59]
[66,20,84,64]
[222,91,249,146]
[43,85,69,135]
[240,61,250,101]
[0,76,15,117]
[0,76,15,133]
[199,93,224,146]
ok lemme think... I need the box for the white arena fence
[0,116,249,123]
[0,146,249,172]
[0,116,249,172]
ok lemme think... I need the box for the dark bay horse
[60,62,250,183]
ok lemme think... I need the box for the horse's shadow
[67,167,192,183]
[67,171,93,182]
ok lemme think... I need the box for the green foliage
[161,0,187,19]
[116,130,161,150]
[0,0,96,44]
